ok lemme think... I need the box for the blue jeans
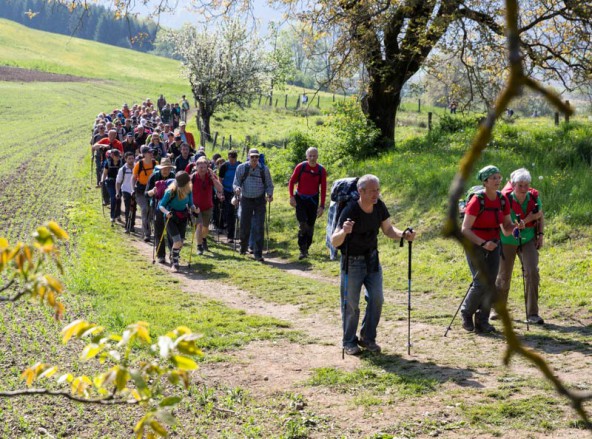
[340,256,384,348]
[106,179,121,220]
[240,196,265,258]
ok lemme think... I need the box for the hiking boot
[227,238,234,243]
[110,218,115,226]
[197,245,204,255]
[202,238,208,252]
[475,322,496,334]
[172,263,180,272]
[298,252,308,260]
[143,236,151,243]
[157,257,166,264]
[254,256,265,262]
[248,247,254,254]
[358,339,381,353]
[490,312,500,321]
[527,315,545,325]
[344,345,362,356]
[461,313,474,332]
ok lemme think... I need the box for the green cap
[477,165,500,182]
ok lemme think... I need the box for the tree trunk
[201,112,212,142]
[366,73,402,149]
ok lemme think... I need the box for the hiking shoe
[197,245,204,255]
[461,313,474,332]
[298,252,308,260]
[527,315,545,325]
[358,339,381,353]
[143,236,151,243]
[202,238,208,252]
[344,345,362,356]
[172,263,180,272]
[475,322,496,334]
[490,312,500,321]
[227,238,234,243]
[157,257,166,264]
[254,256,265,262]
[248,247,254,254]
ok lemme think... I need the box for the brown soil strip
[0,66,90,83]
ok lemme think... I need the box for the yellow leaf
[61,319,86,344]
[0,237,8,249]
[115,367,129,391]
[57,373,73,384]
[149,420,168,437]
[131,389,142,401]
[39,366,58,379]
[172,355,198,371]
[47,221,69,240]
[44,275,63,293]
[80,344,102,361]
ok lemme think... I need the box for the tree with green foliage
[0,222,203,438]
[168,19,269,140]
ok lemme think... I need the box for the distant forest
[0,0,157,52]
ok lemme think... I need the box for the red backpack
[501,181,539,226]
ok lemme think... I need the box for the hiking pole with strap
[400,227,414,355]
[341,220,351,360]
[444,278,475,337]
[154,215,171,264]
[188,212,198,268]
[91,152,94,186]
[266,199,271,255]
[514,214,529,331]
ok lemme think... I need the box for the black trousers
[295,194,319,253]
[123,192,136,232]
[154,209,172,258]
[223,191,237,239]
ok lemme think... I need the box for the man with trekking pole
[495,168,545,325]
[331,175,416,356]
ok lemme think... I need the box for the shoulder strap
[297,162,308,183]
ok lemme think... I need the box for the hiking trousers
[135,189,152,239]
[461,244,500,324]
[496,240,540,317]
[123,191,136,232]
[239,196,265,258]
[154,209,172,258]
[223,191,236,239]
[106,180,121,220]
[295,193,319,253]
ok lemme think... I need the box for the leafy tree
[0,223,203,438]
[168,19,269,140]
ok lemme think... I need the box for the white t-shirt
[116,164,135,194]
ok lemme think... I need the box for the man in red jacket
[288,147,327,259]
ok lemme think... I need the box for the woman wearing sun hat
[460,165,523,333]
[158,171,196,271]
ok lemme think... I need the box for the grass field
[1,17,591,438]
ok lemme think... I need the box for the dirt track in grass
[127,229,592,438]
[0,66,91,82]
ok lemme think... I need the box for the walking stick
[188,213,198,268]
[444,281,474,337]
[514,214,529,331]
[154,215,171,264]
[400,227,414,355]
[341,222,351,360]
[91,152,94,186]
[266,199,271,254]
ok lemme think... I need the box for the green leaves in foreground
[19,319,204,438]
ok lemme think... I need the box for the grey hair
[510,168,532,184]
[306,147,318,155]
[357,174,380,190]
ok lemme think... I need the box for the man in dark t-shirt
[331,174,416,356]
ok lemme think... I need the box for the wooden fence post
[428,112,432,131]
[296,97,300,109]
[221,136,225,149]
[554,112,559,126]
[565,100,570,123]
[333,93,335,102]
[275,98,278,107]
[258,95,262,105]
[212,132,218,149]
[317,95,320,108]
[284,94,288,108]
[229,135,232,149]
[418,98,421,113]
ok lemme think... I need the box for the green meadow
[0,17,591,438]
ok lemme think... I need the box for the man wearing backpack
[116,152,136,233]
[132,147,157,242]
[233,149,274,262]
[331,175,416,355]
[146,158,176,263]
[100,149,123,225]
[93,129,123,205]
[191,157,224,254]
[181,95,190,123]
[288,147,327,259]
[495,168,545,324]
[218,150,241,242]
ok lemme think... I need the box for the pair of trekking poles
[341,225,414,359]
[444,215,531,336]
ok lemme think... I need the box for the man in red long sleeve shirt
[288,147,327,259]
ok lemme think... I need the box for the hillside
[0,18,591,439]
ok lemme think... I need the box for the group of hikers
[89,97,545,355]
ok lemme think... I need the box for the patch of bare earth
[128,236,592,438]
[0,66,90,82]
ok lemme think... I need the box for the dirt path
[128,235,592,438]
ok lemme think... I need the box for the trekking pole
[341,220,351,360]
[400,227,414,355]
[266,199,271,254]
[154,215,171,264]
[100,182,105,217]
[90,152,94,186]
[515,214,529,331]
[444,280,474,337]
[188,213,198,268]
